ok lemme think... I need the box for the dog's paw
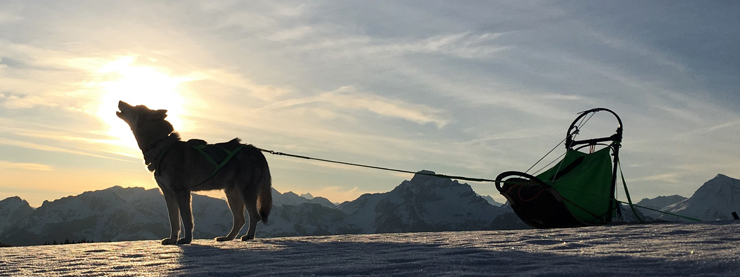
[215,236,233,242]
[161,238,177,245]
[240,236,255,241]
[176,238,192,244]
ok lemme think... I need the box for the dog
[116,101,272,245]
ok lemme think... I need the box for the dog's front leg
[161,190,180,245]
[175,191,194,244]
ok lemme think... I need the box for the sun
[95,56,190,148]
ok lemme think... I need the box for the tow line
[256,147,496,183]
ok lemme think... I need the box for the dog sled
[495,108,628,228]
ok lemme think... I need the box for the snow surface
[2,221,739,276]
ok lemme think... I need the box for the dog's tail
[256,155,272,224]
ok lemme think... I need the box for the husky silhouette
[116,101,272,244]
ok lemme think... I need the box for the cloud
[1,0,739,203]
[627,173,681,184]
[0,161,53,171]
[0,10,22,24]
[1,94,58,109]
[709,120,740,132]
[267,26,316,41]
[291,31,508,60]
[404,32,509,59]
[318,87,450,128]
[189,69,290,102]
[0,137,118,161]
[244,86,450,128]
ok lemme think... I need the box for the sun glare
[95,56,190,149]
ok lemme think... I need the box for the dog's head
[117,101,175,150]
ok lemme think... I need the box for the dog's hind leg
[175,191,194,244]
[239,189,261,241]
[161,190,181,245]
[216,188,245,241]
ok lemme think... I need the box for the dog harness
[153,138,246,188]
[192,141,247,182]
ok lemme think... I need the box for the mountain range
[0,171,514,246]
[656,174,740,221]
[1,172,738,246]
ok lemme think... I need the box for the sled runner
[495,108,624,228]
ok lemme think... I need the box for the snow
[2,221,739,276]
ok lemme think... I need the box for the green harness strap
[192,144,247,187]
[153,143,246,188]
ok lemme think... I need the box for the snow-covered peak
[686,174,740,207]
[408,169,439,183]
[663,174,740,221]
[0,197,34,234]
[0,196,27,206]
[272,189,335,208]
[479,194,504,207]
[636,195,686,210]
[340,170,505,233]
[0,197,32,214]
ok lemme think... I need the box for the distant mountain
[0,186,354,246]
[0,171,507,246]
[271,189,336,208]
[339,170,506,233]
[661,174,740,221]
[0,196,34,235]
[261,203,361,237]
[1,187,163,246]
[635,195,687,219]
[6,173,733,246]
[637,195,687,210]
[480,194,504,207]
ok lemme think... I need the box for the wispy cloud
[0,94,58,109]
[709,120,740,132]
[245,86,450,128]
[628,173,681,184]
[0,9,22,24]
[290,31,509,60]
[0,137,119,161]
[188,69,290,102]
[318,87,450,128]
[0,161,53,171]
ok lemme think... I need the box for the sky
[1,1,739,207]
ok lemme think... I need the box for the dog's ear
[151,109,168,120]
